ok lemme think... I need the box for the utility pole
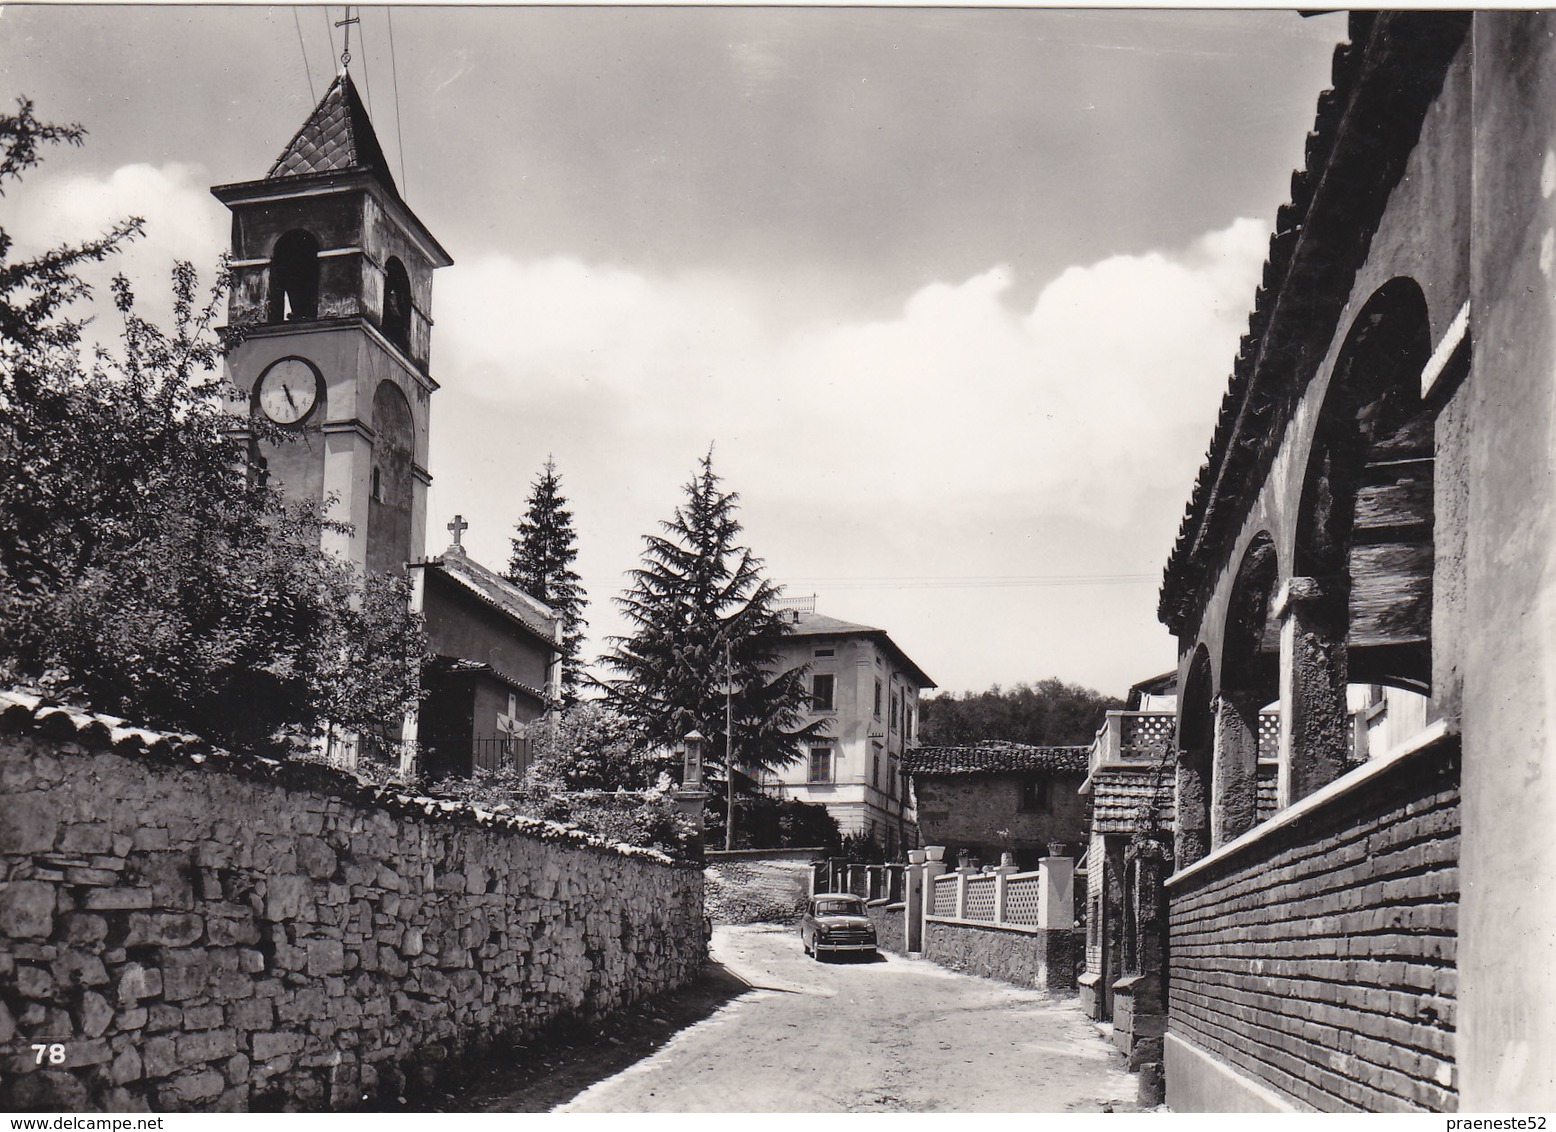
[724,639,736,852]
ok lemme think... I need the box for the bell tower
[212,73,453,575]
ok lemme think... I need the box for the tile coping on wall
[1165,718,1454,891]
[0,687,696,869]
[925,916,1044,936]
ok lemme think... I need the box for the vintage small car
[799,892,877,960]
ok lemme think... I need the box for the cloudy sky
[2,5,1346,697]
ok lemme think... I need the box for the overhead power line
[773,574,1159,592]
[293,8,316,104]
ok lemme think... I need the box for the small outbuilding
[904,742,1091,871]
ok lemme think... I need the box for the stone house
[1156,11,1556,1111]
[904,743,1090,871]
[757,602,935,855]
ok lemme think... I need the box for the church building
[211,73,560,778]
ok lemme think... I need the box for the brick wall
[1167,737,1459,1112]
[0,728,704,1112]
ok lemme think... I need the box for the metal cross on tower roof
[447,514,468,548]
[335,7,360,73]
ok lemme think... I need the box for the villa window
[808,747,833,783]
[811,673,835,711]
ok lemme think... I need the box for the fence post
[904,851,925,952]
[1039,853,1075,930]
[955,865,977,920]
[922,848,948,953]
[993,863,1018,927]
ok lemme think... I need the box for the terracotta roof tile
[906,742,1090,777]
[0,688,690,866]
[1091,763,1176,834]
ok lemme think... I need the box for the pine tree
[600,448,822,778]
[507,457,587,705]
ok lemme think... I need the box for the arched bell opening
[383,257,412,353]
[268,229,321,322]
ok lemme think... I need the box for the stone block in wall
[52,950,109,988]
[0,881,57,938]
[176,1028,237,1065]
[125,911,204,947]
[157,1068,225,1107]
[159,951,210,1001]
[0,799,59,854]
[78,990,114,1038]
[82,884,152,911]
[141,1036,176,1078]
[115,961,161,1004]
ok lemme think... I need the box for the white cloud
[9,162,229,342]
[437,216,1267,528]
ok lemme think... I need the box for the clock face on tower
[255,356,322,425]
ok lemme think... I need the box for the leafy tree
[506,456,587,705]
[599,448,822,780]
[0,98,425,753]
[704,792,840,853]
[917,677,1122,748]
[526,700,660,791]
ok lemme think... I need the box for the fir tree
[507,457,587,705]
[600,448,822,778]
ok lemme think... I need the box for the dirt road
[553,924,1140,1113]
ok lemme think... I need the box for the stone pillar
[1174,748,1210,867]
[1276,576,1350,810]
[671,786,713,860]
[921,850,948,954]
[904,850,926,953]
[1211,691,1261,846]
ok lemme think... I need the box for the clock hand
[284,384,297,409]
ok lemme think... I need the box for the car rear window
[814,899,864,915]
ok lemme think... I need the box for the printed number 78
[31,1044,66,1065]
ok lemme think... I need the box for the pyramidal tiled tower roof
[267,72,398,195]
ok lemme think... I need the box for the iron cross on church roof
[448,514,468,548]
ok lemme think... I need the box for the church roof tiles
[268,72,398,195]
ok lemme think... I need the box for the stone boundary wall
[922,921,1076,991]
[0,720,704,1112]
[865,901,905,955]
[703,849,822,925]
[1166,736,1459,1112]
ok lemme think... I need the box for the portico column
[1276,576,1350,809]
[1174,748,1210,867]
[1211,691,1261,846]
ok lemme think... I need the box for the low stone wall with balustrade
[913,857,1077,991]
